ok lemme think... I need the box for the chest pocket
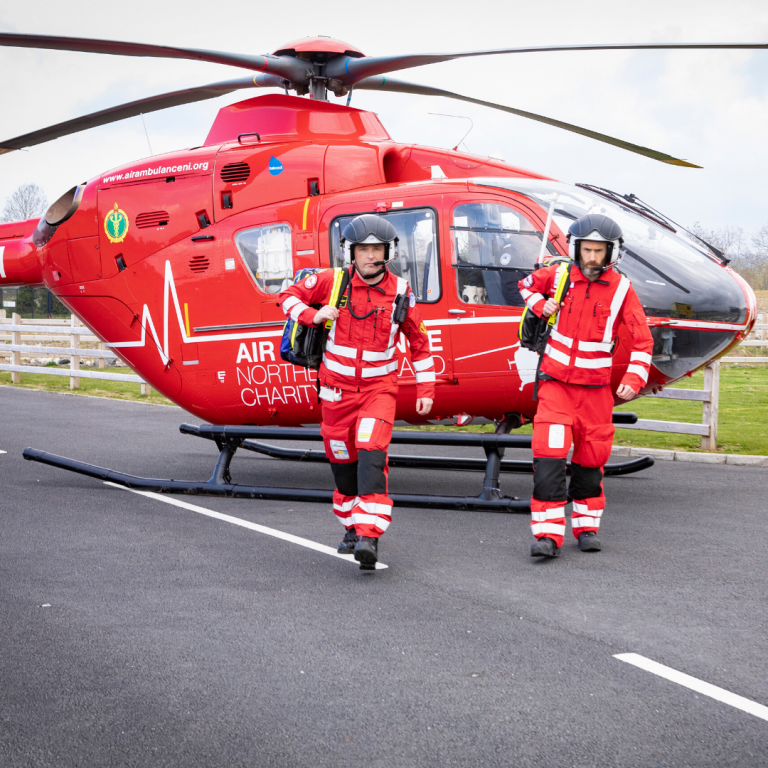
[365,297,395,350]
[592,301,611,335]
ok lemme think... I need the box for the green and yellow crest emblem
[104,203,129,244]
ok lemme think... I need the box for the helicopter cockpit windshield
[474,178,751,382]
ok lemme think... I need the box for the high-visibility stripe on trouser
[530,499,567,548]
[333,493,359,529]
[350,494,392,537]
[571,496,605,538]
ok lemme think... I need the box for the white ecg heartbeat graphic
[108,260,283,365]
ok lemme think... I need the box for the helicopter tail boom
[0,221,43,287]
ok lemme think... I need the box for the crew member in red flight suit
[518,214,654,558]
[279,214,436,569]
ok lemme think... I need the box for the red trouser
[531,379,615,547]
[320,388,396,539]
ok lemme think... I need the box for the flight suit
[519,263,653,547]
[280,266,436,538]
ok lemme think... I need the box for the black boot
[354,536,379,570]
[337,526,358,554]
[578,531,602,552]
[530,537,561,558]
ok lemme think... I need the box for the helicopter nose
[619,240,753,382]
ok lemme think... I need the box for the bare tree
[1,183,48,223]
[688,221,746,258]
[752,225,768,257]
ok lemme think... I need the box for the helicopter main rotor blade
[0,32,309,82]
[328,41,768,84]
[0,75,279,155]
[354,77,701,168]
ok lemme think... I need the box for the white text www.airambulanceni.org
[102,162,210,183]
[235,331,446,408]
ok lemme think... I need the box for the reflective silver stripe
[626,364,649,383]
[573,502,603,517]
[356,500,393,517]
[361,361,398,378]
[320,386,343,402]
[413,356,435,372]
[349,512,391,531]
[602,276,631,343]
[415,371,436,383]
[362,346,396,362]
[572,516,602,529]
[526,292,545,310]
[333,498,358,513]
[322,355,356,377]
[520,287,533,300]
[545,344,570,366]
[531,522,566,536]
[532,507,565,522]
[282,296,301,313]
[290,302,309,322]
[326,339,357,359]
[578,339,612,353]
[630,351,652,364]
[574,356,612,369]
[550,328,573,348]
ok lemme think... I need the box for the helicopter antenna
[139,113,154,156]
[429,113,473,152]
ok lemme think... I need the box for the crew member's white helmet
[566,214,624,269]
[340,214,399,264]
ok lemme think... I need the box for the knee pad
[331,461,358,497]
[357,449,387,495]
[569,462,603,500]
[533,457,567,502]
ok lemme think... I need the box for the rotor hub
[272,36,365,62]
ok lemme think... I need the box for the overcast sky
[1,0,766,239]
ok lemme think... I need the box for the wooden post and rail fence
[2,311,767,451]
[0,310,152,395]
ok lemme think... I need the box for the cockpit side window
[234,223,293,294]
[451,201,555,307]
[330,207,441,302]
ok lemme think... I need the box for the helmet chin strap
[354,262,388,280]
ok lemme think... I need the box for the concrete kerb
[611,445,768,467]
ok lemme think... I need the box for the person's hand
[312,305,339,325]
[416,397,433,416]
[616,384,636,401]
[541,298,562,318]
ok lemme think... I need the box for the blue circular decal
[268,156,284,176]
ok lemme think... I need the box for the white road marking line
[104,482,388,570]
[615,653,768,722]
[0,450,7,454]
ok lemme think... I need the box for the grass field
[2,363,767,455]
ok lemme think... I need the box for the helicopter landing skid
[22,420,653,514]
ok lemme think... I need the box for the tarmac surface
[2,386,767,767]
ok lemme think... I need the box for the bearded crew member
[518,214,653,558]
[279,214,436,569]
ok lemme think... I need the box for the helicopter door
[324,202,452,384]
[446,194,559,396]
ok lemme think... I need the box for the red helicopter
[0,33,761,510]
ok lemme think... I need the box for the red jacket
[518,263,654,392]
[279,267,436,400]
